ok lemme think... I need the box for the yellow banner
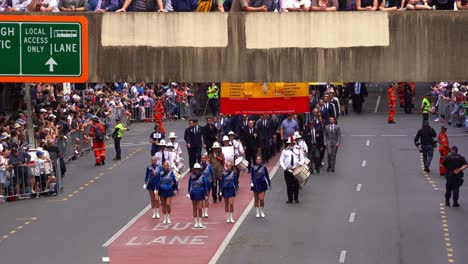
[221,82,309,98]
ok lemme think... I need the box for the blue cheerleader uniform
[250,164,271,193]
[201,163,215,192]
[188,173,208,201]
[145,165,160,191]
[220,170,239,198]
[156,169,178,198]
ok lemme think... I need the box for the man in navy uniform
[443,146,468,207]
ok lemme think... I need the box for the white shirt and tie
[280,146,304,171]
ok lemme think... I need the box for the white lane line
[374,95,381,113]
[102,257,110,262]
[102,169,189,247]
[356,184,362,192]
[349,212,356,223]
[381,134,408,137]
[208,160,281,264]
[365,139,370,146]
[351,135,377,137]
[362,160,366,167]
[339,250,347,263]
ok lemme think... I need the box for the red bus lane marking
[107,154,280,264]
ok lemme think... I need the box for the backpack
[94,125,104,142]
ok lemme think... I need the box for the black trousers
[422,113,429,122]
[188,146,202,169]
[260,139,270,162]
[246,149,256,171]
[208,99,218,116]
[211,180,220,202]
[284,170,299,202]
[445,176,462,203]
[114,137,121,159]
[308,144,320,172]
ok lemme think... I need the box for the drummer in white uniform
[222,136,235,164]
[168,132,184,173]
[294,131,309,166]
[228,131,245,159]
[164,142,179,175]
[154,140,166,166]
[280,136,304,204]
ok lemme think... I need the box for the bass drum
[235,157,249,171]
[293,165,310,188]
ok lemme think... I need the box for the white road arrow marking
[45,57,58,72]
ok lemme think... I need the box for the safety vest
[207,85,219,99]
[421,98,431,113]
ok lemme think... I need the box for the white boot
[194,218,199,228]
[229,213,235,223]
[163,214,167,224]
[260,208,265,218]
[256,208,260,218]
[167,214,171,224]
[204,208,209,218]
[198,217,204,228]
[152,209,156,219]
[226,213,230,223]
[155,209,160,219]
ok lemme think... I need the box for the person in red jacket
[388,84,397,124]
[89,117,106,166]
[438,126,450,176]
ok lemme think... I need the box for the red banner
[220,82,309,115]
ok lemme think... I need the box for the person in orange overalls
[397,82,406,108]
[89,117,106,166]
[388,84,397,124]
[438,126,450,176]
[154,97,166,134]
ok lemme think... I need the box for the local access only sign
[0,15,88,82]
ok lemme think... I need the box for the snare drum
[303,157,310,165]
[235,157,249,171]
[293,165,310,187]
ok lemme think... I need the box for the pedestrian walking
[187,163,209,228]
[443,146,467,207]
[324,117,341,172]
[143,157,161,219]
[351,82,368,113]
[186,119,204,170]
[112,118,126,160]
[280,136,304,204]
[149,124,165,157]
[220,161,239,223]
[207,83,219,116]
[304,121,322,174]
[421,93,432,122]
[250,156,271,218]
[156,162,179,224]
[200,154,215,217]
[438,126,450,176]
[414,121,437,172]
[388,84,397,124]
[89,117,106,166]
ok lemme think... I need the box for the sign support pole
[24,83,36,149]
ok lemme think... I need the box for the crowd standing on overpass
[2,0,468,12]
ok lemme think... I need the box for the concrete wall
[17,12,468,82]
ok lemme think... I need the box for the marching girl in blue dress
[143,157,161,219]
[200,154,215,218]
[250,156,271,218]
[187,163,208,228]
[156,161,179,224]
[220,162,239,223]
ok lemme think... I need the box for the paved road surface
[0,84,467,264]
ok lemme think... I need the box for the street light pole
[24,83,36,149]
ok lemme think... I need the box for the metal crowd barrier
[0,160,60,202]
[56,129,93,163]
[437,98,467,128]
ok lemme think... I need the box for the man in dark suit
[324,117,341,172]
[203,117,218,154]
[186,119,204,169]
[303,121,323,174]
[350,82,368,113]
[242,120,259,170]
[256,114,273,163]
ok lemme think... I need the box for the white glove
[219,192,222,196]
[174,190,178,195]
[205,196,208,200]
[250,183,254,187]
[154,190,158,195]
[186,194,190,199]
[143,184,147,189]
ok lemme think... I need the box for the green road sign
[0,16,88,82]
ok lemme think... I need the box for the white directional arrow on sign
[45,58,58,72]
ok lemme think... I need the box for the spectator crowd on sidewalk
[1,0,467,13]
[431,82,468,129]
